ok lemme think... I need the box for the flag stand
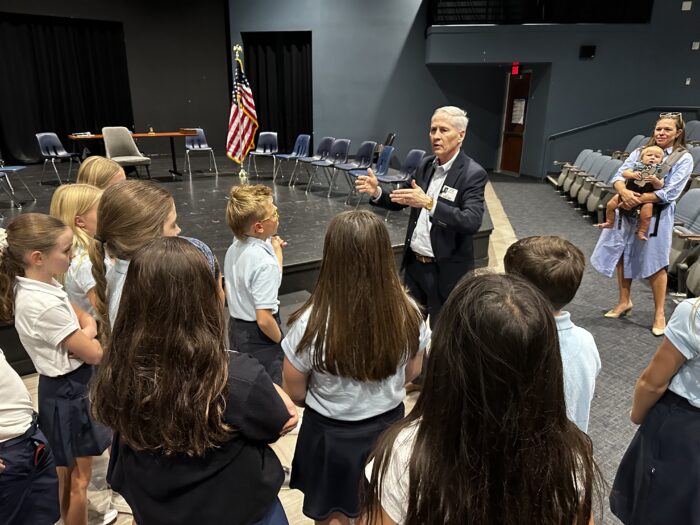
[227,43,257,185]
[234,45,249,184]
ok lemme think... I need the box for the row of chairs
[247,132,425,212]
[35,127,220,185]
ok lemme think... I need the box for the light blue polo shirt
[666,298,700,407]
[224,236,281,321]
[555,311,601,433]
[107,258,129,328]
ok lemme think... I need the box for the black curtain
[0,13,134,164]
[241,31,312,153]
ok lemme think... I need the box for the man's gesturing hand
[390,180,432,209]
[355,168,380,199]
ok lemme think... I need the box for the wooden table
[68,130,197,177]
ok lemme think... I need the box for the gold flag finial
[233,44,243,60]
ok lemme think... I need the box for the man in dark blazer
[356,106,486,323]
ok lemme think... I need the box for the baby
[597,145,665,240]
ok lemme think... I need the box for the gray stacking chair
[669,189,700,275]
[291,136,335,187]
[334,140,377,195]
[677,243,700,295]
[683,253,700,296]
[686,120,700,145]
[247,132,278,177]
[306,139,351,196]
[568,155,610,202]
[612,135,645,160]
[586,159,623,219]
[102,127,151,178]
[36,132,82,184]
[273,134,311,183]
[577,158,622,214]
[555,149,593,190]
[185,128,218,176]
[562,151,601,195]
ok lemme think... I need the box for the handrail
[540,106,700,178]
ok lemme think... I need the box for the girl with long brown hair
[282,210,428,525]
[364,272,602,525]
[0,213,112,525]
[89,180,180,341]
[91,237,297,525]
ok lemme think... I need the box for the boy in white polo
[224,184,285,384]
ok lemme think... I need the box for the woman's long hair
[0,214,68,323]
[90,237,230,456]
[49,184,102,284]
[90,180,173,342]
[287,210,422,381]
[365,272,602,525]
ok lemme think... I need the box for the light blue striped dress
[591,147,693,279]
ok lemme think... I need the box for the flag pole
[233,44,249,184]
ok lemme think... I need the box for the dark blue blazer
[371,150,487,298]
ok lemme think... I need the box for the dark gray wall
[1,1,230,154]
[426,2,700,176]
[228,0,503,168]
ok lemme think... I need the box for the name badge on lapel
[439,185,458,202]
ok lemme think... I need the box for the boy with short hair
[504,236,601,432]
[225,184,285,384]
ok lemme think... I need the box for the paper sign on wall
[511,99,526,125]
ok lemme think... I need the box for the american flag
[226,57,258,164]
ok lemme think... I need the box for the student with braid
[89,180,180,337]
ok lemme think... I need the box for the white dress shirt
[409,150,459,257]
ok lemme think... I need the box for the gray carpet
[488,173,683,525]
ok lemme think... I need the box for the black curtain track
[241,31,312,153]
[0,12,134,164]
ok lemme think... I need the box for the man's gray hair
[432,106,469,132]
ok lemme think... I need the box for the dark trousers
[0,416,60,525]
[404,252,445,325]
[229,314,283,385]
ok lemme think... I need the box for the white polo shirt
[14,277,82,377]
[64,246,96,317]
[224,237,281,321]
[107,258,129,327]
[0,348,34,442]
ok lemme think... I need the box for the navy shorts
[0,416,60,525]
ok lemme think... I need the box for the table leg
[168,137,182,178]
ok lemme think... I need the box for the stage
[0,154,493,293]
[1,154,493,373]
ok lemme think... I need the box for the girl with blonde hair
[50,183,103,316]
[89,180,180,340]
[76,156,125,189]
[0,213,111,525]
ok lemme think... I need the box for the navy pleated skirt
[38,364,112,467]
[610,390,700,524]
[290,403,404,520]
